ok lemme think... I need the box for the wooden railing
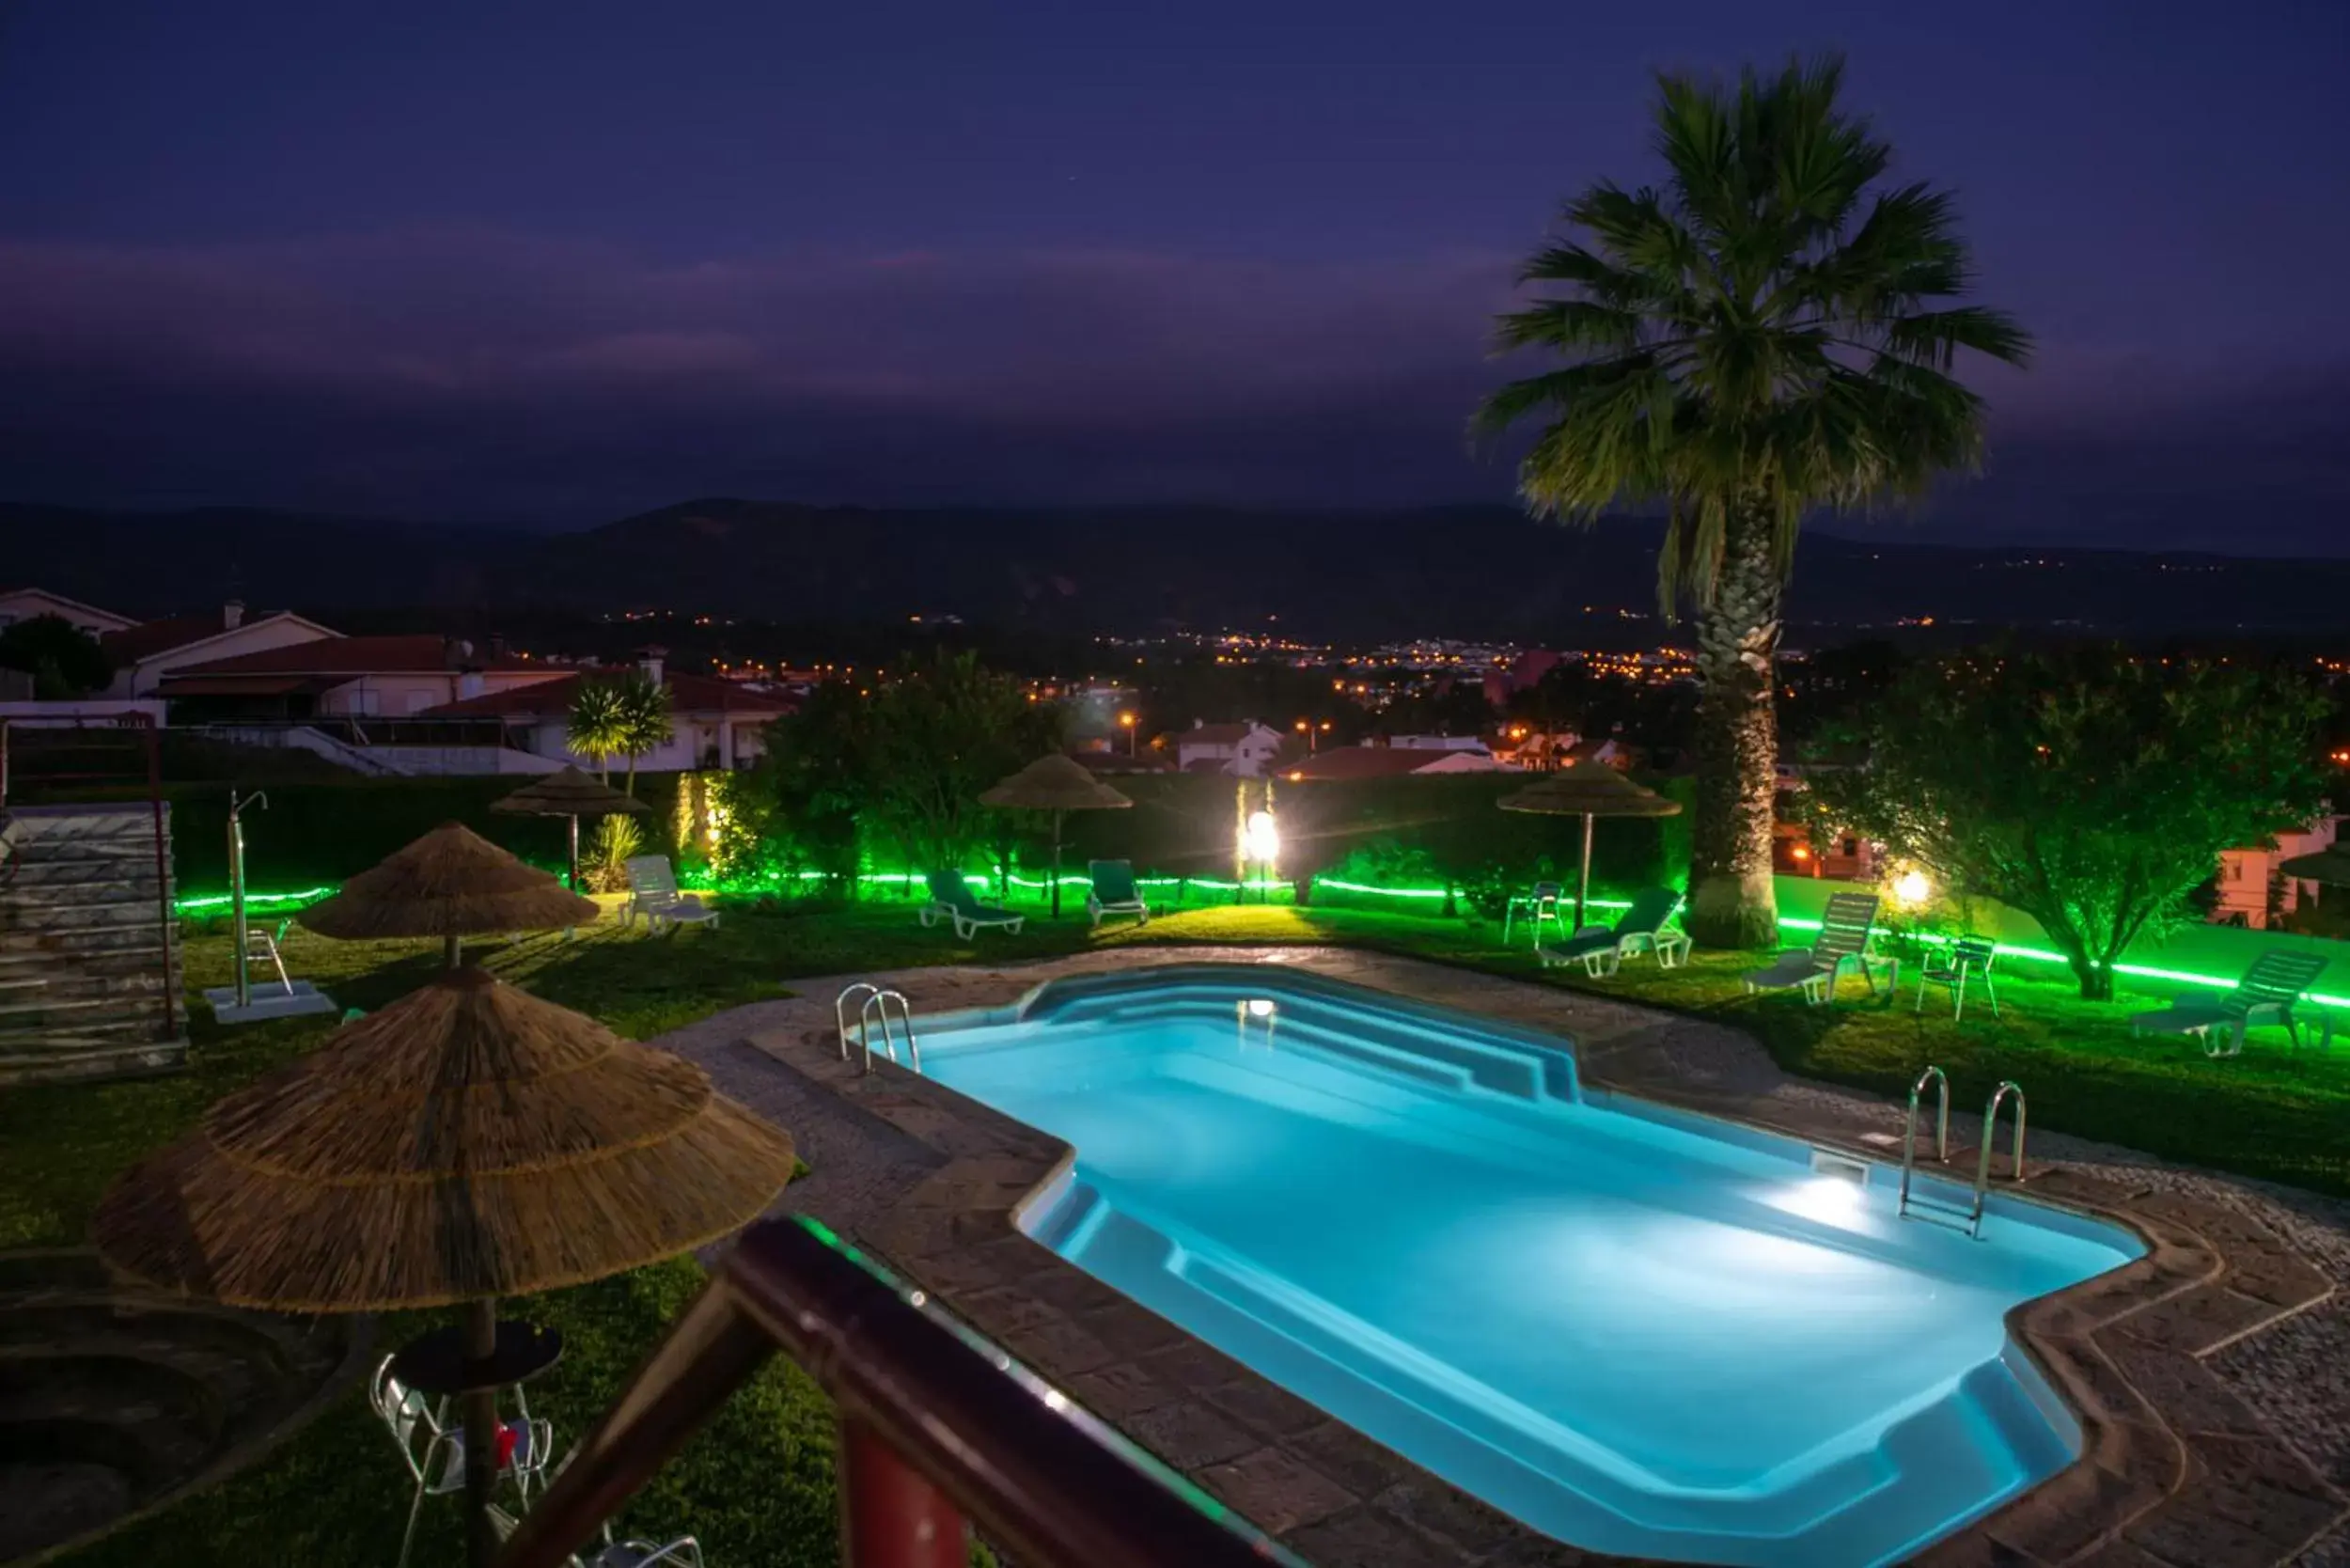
[495,1216,1300,1568]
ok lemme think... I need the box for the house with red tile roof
[152,632,564,719]
[416,651,793,771]
[1167,720,1287,777]
[1281,745,1513,782]
[0,587,140,637]
[102,601,342,698]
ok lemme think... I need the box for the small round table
[390,1319,565,1396]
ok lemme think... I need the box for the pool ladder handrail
[1896,1064,1950,1220]
[835,983,922,1074]
[1967,1080,2027,1237]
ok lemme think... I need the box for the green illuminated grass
[13,894,2347,1566]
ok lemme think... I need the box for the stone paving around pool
[650,947,2350,1568]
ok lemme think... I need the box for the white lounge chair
[1539,886,1690,976]
[622,855,720,933]
[2129,949,2332,1057]
[1086,859,1150,930]
[1743,891,1896,1005]
[921,869,1026,937]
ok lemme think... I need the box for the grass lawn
[11,890,2348,1565]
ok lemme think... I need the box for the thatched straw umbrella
[1499,765,1682,930]
[980,754,1133,918]
[492,764,650,892]
[92,966,797,1567]
[298,822,598,966]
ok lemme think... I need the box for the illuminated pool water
[916,964,2142,1568]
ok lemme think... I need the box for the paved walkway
[651,946,2350,1567]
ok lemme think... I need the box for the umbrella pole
[1576,813,1594,931]
[1051,811,1063,920]
[445,934,462,969]
[462,1296,501,1568]
[568,814,580,894]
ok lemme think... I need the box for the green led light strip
[173,886,338,913]
[172,877,2349,1007]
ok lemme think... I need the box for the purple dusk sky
[0,0,2344,550]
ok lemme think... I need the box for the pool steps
[1034,1175,2073,1567]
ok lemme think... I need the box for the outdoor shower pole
[227,790,265,1008]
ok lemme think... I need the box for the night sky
[2,1,2345,551]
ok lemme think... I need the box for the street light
[1118,711,1137,757]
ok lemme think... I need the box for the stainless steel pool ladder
[835,981,920,1074]
[1895,1064,1950,1221]
[1966,1081,2027,1238]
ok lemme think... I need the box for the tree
[1810,649,2329,999]
[566,678,629,783]
[758,682,875,892]
[1475,57,2029,947]
[609,671,675,796]
[759,652,1059,889]
[0,615,112,698]
[863,651,1061,873]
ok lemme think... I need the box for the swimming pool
[912,964,2143,1567]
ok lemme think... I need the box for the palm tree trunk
[624,752,637,797]
[1685,504,1783,949]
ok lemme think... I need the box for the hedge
[161,775,688,892]
[144,767,1693,909]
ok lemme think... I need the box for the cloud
[0,228,2344,547]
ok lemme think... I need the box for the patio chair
[1538,886,1690,977]
[490,1505,705,1568]
[371,1356,554,1568]
[622,855,720,933]
[1742,891,1896,1006]
[1915,935,1999,1020]
[2128,949,2333,1058]
[1087,859,1150,929]
[1501,881,1567,946]
[920,869,1026,938]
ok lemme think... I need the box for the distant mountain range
[8,497,2348,645]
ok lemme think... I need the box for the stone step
[2,837,167,865]
[0,1037,190,1083]
[0,994,120,1021]
[0,1288,347,1388]
[0,1326,299,1435]
[0,900,176,935]
[0,929,174,960]
[0,971,167,1005]
[0,1376,219,1482]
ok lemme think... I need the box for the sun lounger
[921,870,1026,938]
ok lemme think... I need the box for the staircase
[0,804,188,1084]
[0,1248,368,1563]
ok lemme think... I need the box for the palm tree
[610,670,675,796]
[566,678,629,783]
[1476,57,2029,948]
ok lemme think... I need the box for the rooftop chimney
[222,599,245,631]
[637,646,666,685]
